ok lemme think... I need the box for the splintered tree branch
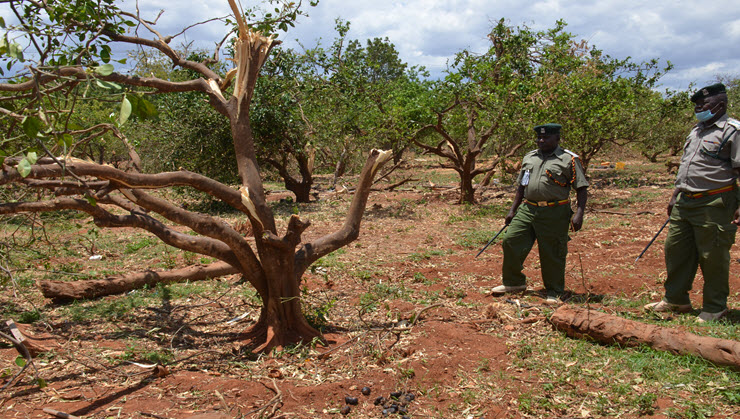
[294,149,391,274]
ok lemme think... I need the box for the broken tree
[0,0,391,351]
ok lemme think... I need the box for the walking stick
[476,224,508,258]
[634,218,670,264]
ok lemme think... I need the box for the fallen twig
[42,408,79,419]
[0,327,35,391]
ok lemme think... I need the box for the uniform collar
[699,113,728,131]
[536,145,563,158]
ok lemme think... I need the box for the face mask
[695,109,714,122]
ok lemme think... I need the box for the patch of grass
[455,228,498,249]
[447,203,508,223]
[359,281,411,311]
[407,249,446,262]
[125,237,155,254]
[304,297,337,332]
[311,249,347,270]
[510,324,740,417]
[120,343,174,365]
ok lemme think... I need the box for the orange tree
[0,0,393,352]
[410,19,554,204]
[531,27,676,169]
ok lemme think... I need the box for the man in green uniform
[492,123,589,302]
[645,83,740,322]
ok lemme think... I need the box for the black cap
[533,123,561,135]
[690,83,726,102]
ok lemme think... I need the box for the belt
[682,184,735,199]
[524,199,570,207]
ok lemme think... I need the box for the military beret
[690,83,726,102]
[533,123,561,135]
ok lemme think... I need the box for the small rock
[340,405,351,415]
[345,396,358,405]
[361,386,371,396]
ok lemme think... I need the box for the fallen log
[37,262,240,301]
[550,305,740,369]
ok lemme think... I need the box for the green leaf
[96,80,121,90]
[118,96,132,126]
[94,63,115,76]
[15,355,26,367]
[26,151,38,165]
[17,158,31,177]
[22,116,42,138]
[100,46,111,63]
[59,134,75,147]
[8,43,23,61]
[130,95,158,119]
[37,378,47,389]
[85,196,97,206]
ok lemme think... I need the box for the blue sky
[5,0,740,90]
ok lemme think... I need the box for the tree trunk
[37,262,240,301]
[285,176,312,203]
[459,170,476,204]
[550,305,740,369]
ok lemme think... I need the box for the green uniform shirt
[516,146,589,202]
[675,115,740,192]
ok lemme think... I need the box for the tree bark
[37,262,240,301]
[550,305,740,369]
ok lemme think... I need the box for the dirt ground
[2,158,740,418]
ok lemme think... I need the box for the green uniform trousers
[501,203,572,295]
[664,190,737,313]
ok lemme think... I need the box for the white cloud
[43,0,739,89]
[724,18,740,40]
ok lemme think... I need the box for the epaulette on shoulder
[563,148,579,158]
[727,118,740,130]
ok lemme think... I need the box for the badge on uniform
[521,170,530,186]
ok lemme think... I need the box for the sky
[6,0,740,91]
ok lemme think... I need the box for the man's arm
[571,186,587,231]
[505,185,525,225]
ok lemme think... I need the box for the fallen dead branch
[550,305,740,369]
[372,177,419,192]
[37,262,240,301]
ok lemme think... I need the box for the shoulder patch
[727,118,740,130]
[563,149,579,158]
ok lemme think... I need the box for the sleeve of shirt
[572,157,589,189]
[729,123,740,168]
[515,156,528,186]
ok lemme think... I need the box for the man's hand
[505,210,515,226]
[733,208,740,225]
[667,188,680,217]
[667,198,676,217]
[571,210,584,232]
